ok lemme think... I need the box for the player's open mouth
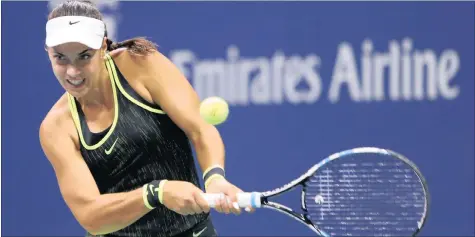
[67,78,85,87]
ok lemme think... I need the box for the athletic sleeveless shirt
[67,54,208,237]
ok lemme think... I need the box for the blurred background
[2,1,474,236]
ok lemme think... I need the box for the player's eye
[79,54,91,60]
[53,54,69,65]
[53,54,66,60]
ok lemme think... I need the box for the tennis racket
[203,147,430,237]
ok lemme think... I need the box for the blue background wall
[2,2,474,236]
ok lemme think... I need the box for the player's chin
[63,83,89,98]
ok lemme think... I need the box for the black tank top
[67,54,208,237]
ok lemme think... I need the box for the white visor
[46,16,105,49]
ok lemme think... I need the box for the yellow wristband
[142,184,155,210]
[202,165,224,179]
[158,180,168,204]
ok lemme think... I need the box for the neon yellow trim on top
[105,54,165,115]
[67,55,119,150]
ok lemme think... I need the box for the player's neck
[79,67,113,109]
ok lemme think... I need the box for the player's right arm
[39,97,152,235]
[39,96,208,235]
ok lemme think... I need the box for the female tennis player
[39,1,250,236]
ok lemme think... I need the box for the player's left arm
[119,50,225,180]
[112,49,246,214]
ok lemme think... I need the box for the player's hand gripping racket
[203,147,430,237]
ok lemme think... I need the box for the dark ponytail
[49,0,157,56]
[106,36,158,56]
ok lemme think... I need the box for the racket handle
[202,192,262,208]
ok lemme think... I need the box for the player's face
[46,42,105,98]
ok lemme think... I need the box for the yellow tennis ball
[200,97,229,125]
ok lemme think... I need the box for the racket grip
[202,192,262,208]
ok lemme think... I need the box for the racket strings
[303,155,427,236]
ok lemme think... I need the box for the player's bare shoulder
[109,46,160,77]
[39,93,79,154]
[109,47,161,104]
